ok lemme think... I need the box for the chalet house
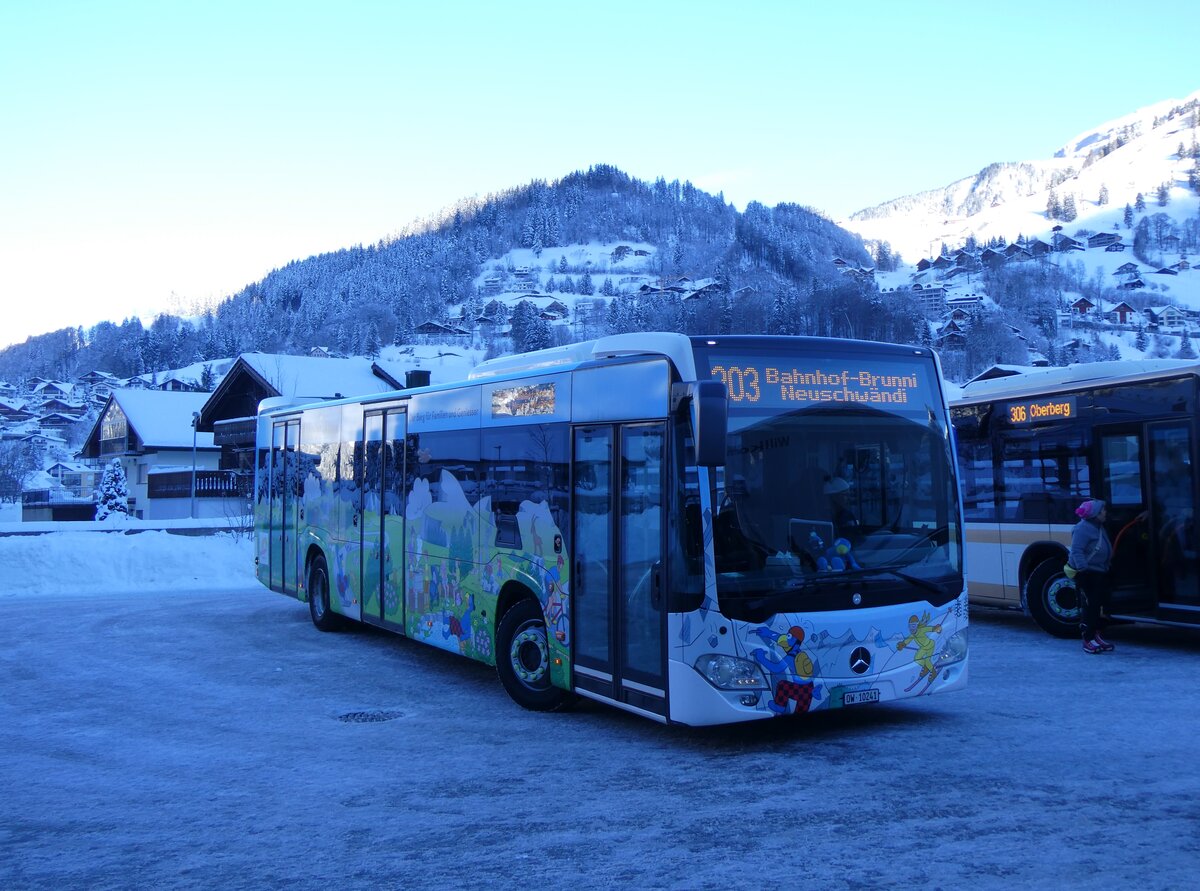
[1003,244,1032,262]
[1105,242,1127,252]
[308,346,336,358]
[1087,233,1122,249]
[1051,233,1084,252]
[77,370,116,386]
[1113,262,1140,276]
[931,255,954,270]
[414,321,465,336]
[194,352,409,492]
[33,381,73,399]
[38,412,81,430]
[1026,239,1052,257]
[1174,258,1191,271]
[0,399,32,421]
[1070,297,1096,316]
[915,258,933,272]
[946,307,971,323]
[945,294,982,311]
[1153,267,1179,276]
[980,248,1007,267]
[37,397,85,415]
[1144,306,1185,329]
[481,273,504,296]
[1107,301,1138,325]
[21,460,103,521]
[157,376,202,392]
[935,324,966,349]
[1119,276,1146,290]
[78,389,221,520]
[1162,235,1181,251]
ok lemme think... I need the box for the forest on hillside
[1,165,907,381]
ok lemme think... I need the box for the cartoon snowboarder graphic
[896,610,948,693]
[753,625,819,715]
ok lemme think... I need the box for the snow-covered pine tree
[1124,203,1134,228]
[1179,330,1197,360]
[95,457,129,521]
[1098,184,1109,206]
[1135,192,1146,212]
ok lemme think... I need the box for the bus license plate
[843,689,880,706]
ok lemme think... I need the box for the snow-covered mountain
[843,88,1200,265]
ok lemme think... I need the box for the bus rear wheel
[308,556,345,632]
[496,598,572,712]
[1025,558,1080,638]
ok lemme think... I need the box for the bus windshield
[695,341,962,620]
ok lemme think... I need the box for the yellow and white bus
[952,359,1200,636]
[256,332,967,725]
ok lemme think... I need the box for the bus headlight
[694,654,769,691]
[934,630,968,668]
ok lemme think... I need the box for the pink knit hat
[1075,499,1106,519]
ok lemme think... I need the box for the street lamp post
[190,411,199,519]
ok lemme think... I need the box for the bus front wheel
[496,598,572,712]
[1024,558,1080,638]
[308,556,345,632]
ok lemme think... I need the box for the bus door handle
[650,561,663,609]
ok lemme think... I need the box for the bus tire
[1024,558,1080,638]
[496,598,572,712]
[307,555,344,632]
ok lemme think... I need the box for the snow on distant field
[0,529,255,597]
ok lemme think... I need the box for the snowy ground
[2,532,1199,889]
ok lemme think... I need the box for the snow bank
[0,530,256,597]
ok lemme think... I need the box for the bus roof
[953,358,1200,406]
[467,332,697,382]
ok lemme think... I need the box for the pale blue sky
[2,1,1197,348]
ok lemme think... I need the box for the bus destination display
[705,356,935,413]
[1005,395,1077,425]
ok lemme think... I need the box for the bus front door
[269,419,300,593]
[1146,421,1199,608]
[572,423,667,719]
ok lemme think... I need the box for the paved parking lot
[3,586,1198,889]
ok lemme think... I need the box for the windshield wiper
[742,574,852,613]
[837,565,945,597]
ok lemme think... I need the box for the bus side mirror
[674,380,727,467]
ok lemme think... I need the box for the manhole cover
[337,709,405,723]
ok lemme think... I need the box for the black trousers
[1076,569,1112,638]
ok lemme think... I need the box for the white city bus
[952,359,1200,636]
[256,333,967,725]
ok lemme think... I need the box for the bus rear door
[1146,421,1199,610]
[1095,426,1155,613]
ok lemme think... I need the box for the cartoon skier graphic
[896,610,948,693]
[753,625,820,715]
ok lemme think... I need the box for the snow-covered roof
[109,390,215,449]
[238,353,403,399]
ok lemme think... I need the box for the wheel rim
[1045,576,1080,622]
[509,619,549,689]
[312,568,327,619]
